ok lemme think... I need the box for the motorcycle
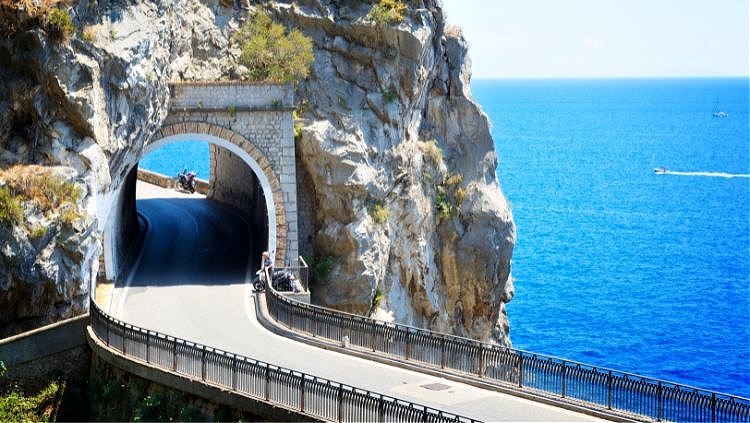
[253,269,300,292]
[177,168,197,193]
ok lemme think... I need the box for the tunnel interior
[109,141,270,282]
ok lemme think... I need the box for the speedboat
[712,111,729,118]
[654,167,668,174]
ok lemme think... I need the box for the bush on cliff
[233,10,314,83]
[368,0,407,26]
[0,165,82,228]
[45,6,74,41]
[0,1,73,42]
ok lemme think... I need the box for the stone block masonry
[149,82,299,265]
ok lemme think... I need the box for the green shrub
[454,186,465,207]
[0,360,6,378]
[383,91,397,103]
[109,29,116,40]
[305,255,333,287]
[177,404,206,422]
[368,0,406,26]
[435,190,451,219]
[227,104,237,117]
[293,110,303,143]
[0,380,65,422]
[372,290,383,309]
[0,186,23,226]
[372,202,390,225]
[233,10,314,83]
[46,7,74,41]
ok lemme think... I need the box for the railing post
[657,381,663,421]
[607,370,612,409]
[441,337,446,369]
[146,332,150,363]
[561,360,566,398]
[405,328,411,360]
[478,344,484,378]
[123,327,127,355]
[422,406,428,423]
[264,365,271,401]
[517,352,524,387]
[371,321,377,352]
[201,347,207,381]
[312,308,318,337]
[711,392,716,423]
[378,395,385,423]
[337,384,344,422]
[289,306,294,329]
[106,318,110,346]
[231,357,237,390]
[300,374,305,413]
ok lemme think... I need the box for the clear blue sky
[442,0,749,79]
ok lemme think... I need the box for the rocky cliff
[0,0,515,344]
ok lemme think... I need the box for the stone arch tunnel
[100,82,299,283]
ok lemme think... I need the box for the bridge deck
[109,182,603,422]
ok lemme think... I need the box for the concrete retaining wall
[0,314,88,366]
[0,314,91,421]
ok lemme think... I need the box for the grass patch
[233,10,314,83]
[81,25,97,42]
[0,379,65,423]
[421,140,443,166]
[368,0,406,26]
[0,186,23,227]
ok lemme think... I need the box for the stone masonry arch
[147,123,287,263]
[103,82,298,282]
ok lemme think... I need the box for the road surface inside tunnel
[109,181,602,422]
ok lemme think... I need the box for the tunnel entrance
[103,132,281,283]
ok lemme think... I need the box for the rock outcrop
[0,0,515,344]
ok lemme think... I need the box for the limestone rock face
[0,0,515,344]
[272,1,516,344]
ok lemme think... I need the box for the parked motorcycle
[177,168,197,193]
[253,269,300,292]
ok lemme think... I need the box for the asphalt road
[111,182,602,422]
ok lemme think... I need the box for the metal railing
[265,281,750,423]
[89,299,478,423]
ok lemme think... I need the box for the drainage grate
[421,383,451,391]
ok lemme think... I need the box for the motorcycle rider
[253,251,274,291]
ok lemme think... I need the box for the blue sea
[473,77,749,398]
[140,77,750,398]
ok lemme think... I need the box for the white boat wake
[657,170,750,178]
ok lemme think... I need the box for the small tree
[233,10,314,83]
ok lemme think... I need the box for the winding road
[109,181,602,422]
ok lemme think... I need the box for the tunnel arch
[103,122,288,281]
